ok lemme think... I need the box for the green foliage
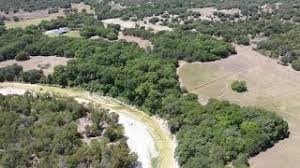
[176,99,289,168]
[231,80,248,93]
[291,59,300,71]
[0,64,45,83]
[0,94,136,167]
[152,31,235,62]
[15,51,30,61]
[0,13,290,167]
[236,36,250,45]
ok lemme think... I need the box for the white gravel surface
[118,112,158,168]
[0,87,28,95]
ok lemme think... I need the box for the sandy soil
[3,9,65,29]
[0,56,71,75]
[75,96,158,168]
[118,32,153,49]
[0,82,178,168]
[0,87,27,95]
[118,112,158,168]
[102,18,172,33]
[178,44,300,168]
[189,7,244,21]
[71,3,94,14]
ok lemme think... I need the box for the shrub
[231,80,248,92]
[15,52,30,61]
[149,17,159,24]
[236,36,250,45]
[292,59,300,71]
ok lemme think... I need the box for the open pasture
[178,44,300,168]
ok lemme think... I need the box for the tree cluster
[0,64,45,83]
[0,93,137,167]
[152,31,236,62]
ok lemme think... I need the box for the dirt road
[0,82,178,168]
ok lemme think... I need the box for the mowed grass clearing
[178,44,300,168]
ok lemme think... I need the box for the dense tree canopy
[0,7,292,167]
[0,93,137,167]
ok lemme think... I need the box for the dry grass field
[178,44,300,168]
[0,56,71,75]
[102,18,172,33]
[3,9,65,29]
[4,3,93,29]
[118,32,153,49]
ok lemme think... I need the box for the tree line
[0,14,290,167]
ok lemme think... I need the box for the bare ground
[178,44,300,168]
[102,18,172,33]
[118,32,153,49]
[0,56,71,75]
[189,7,245,21]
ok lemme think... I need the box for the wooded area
[0,93,136,167]
[0,0,296,167]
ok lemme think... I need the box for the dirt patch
[2,9,65,28]
[102,18,172,33]
[178,44,300,168]
[71,3,94,14]
[189,7,244,21]
[118,32,153,49]
[0,56,71,75]
[0,87,27,95]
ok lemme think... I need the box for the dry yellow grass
[178,44,300,168]
[5,14,61,29]
[71,3,95,14]
[0,56,71,75]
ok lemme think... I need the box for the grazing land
[102,18,172,33]
[0,56,71,75]
[178,44,300,168]
[118,32,153,49]
[2,8,65,29]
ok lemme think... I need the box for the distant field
[5,14,61,29]
[4,3,93,29]
[0,56,71,75]
[178,44,300,168]
[72,2,94,14]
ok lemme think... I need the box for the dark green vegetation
[94,0,300,70]
[231,80,248,93]
[257,28,300,67]
[0,93,136,167]
[177,99,288,168]
[40,13,118,40]
[0,1,293,167]
[0,64,44,84]
[0,16,280,167]
[152,31,236,62]
[0,13,119,62]
[0,0,87,12]
[15,51,30,61]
